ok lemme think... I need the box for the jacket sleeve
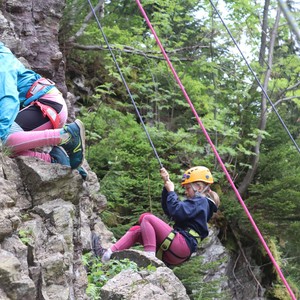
[0,70,20,141]
[161,187,170,216]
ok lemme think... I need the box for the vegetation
[82,253,155,299]
[61,0,300,298]
[173,256,230,299]
[18,228,34,246]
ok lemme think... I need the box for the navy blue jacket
[161,187,218,252]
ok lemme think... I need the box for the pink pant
[5,87,67,163]
[111,213,191,265]
[6,129,62,161]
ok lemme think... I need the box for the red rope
[135,1,296,299]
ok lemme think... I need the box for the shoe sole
[74,119,86,168]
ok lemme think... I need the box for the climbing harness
[134,1,297,299]
[186,229,201,244]
[156,229,201,260]
[26,78,55,99]
[24,78,56,106]
[156,231,176,260]
[87,0,163,169]
[32,100,60,129]
[22,78,61,128]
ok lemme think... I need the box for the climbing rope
[208,0,300,154]
[135,1,297,299]
[87,0,163,169]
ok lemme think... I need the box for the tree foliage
[61,0,300,297]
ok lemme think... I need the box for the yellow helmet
[181,166,214,185]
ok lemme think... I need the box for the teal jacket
[0,42,41,141]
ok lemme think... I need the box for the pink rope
[135,1,296,299]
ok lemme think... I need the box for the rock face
[101,266,189,300]
[0,249,36,299]
[0,153,109,299]
[0,0,67,96]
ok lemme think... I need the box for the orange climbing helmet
[181,166,214,185]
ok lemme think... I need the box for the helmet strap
[192,183,210,198]
[190,183,198,192]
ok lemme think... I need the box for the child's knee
[138,212,153,224]
[129,225,140,232]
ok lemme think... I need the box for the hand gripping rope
[135,0,297,299]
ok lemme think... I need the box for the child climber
[0,41,85,171]
[101,166,220,266]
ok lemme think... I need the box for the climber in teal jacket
[0,42,86,174]
[0,42,41,141]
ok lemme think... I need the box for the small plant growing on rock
[83,253,140,300]
[18,228,34,246]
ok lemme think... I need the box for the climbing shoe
[50,146,70,167]
[61,119,85,169]
[91,232,105,257]
[101,248,112,263]
[77,166,88,180]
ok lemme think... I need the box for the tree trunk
[238,4,281,195]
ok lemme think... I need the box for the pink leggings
[5,129,62,162]
[111,213,191,265]
[5,87,68,163]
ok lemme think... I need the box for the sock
[145,251,156,257]
[59,128,69,144]
[101,248,113,263]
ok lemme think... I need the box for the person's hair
[207,190,220,208]
[195,181,220,208]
